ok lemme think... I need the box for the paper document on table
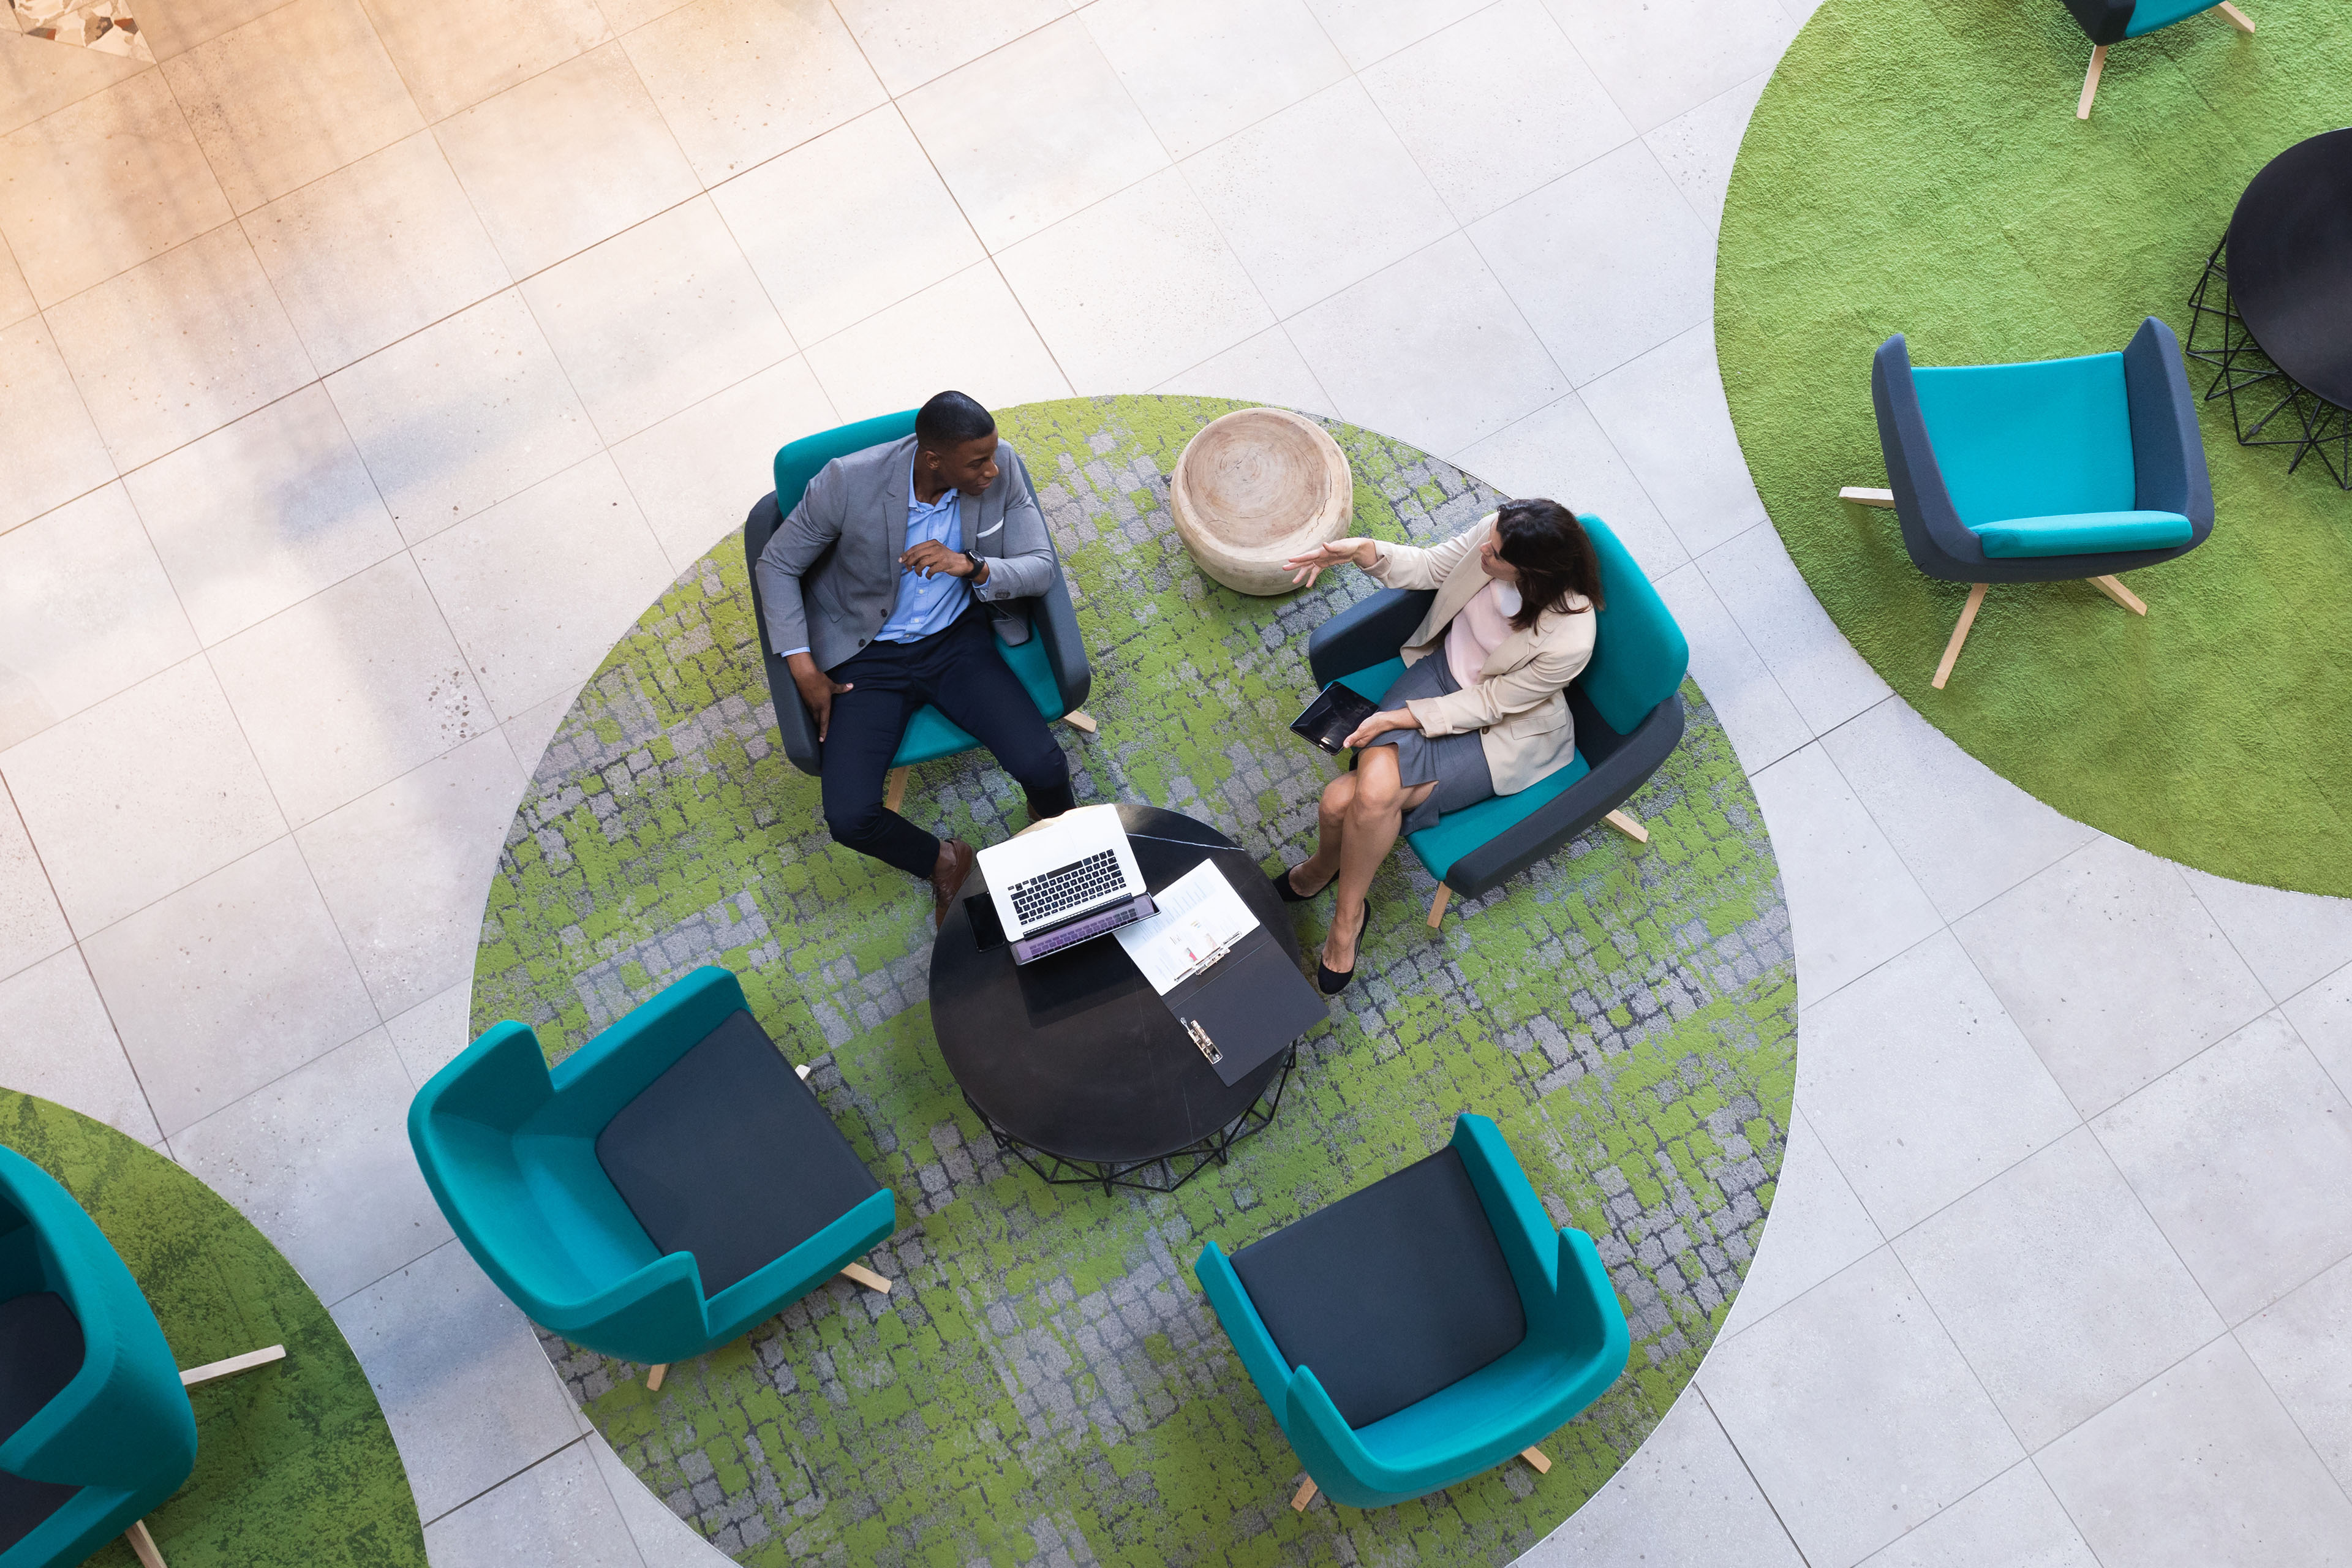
[1114,861,1260,995]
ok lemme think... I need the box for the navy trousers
[818,608,1073,878]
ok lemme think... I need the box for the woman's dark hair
[1493,499,1604,628]
[914,390,996,453]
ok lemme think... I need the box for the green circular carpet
[470,396,1796,1565]
[0,1090,424,1568]
[1718,0,2352,894]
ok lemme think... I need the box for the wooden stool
[1170,407,1352,595]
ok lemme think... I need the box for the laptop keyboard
[1008,848,1125,927]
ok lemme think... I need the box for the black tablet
[1289,682,1381,755]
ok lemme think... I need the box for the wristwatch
[963,550,984,579]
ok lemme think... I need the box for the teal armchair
[409,967,898,1388]
[1307,514,1689,927]
[743,410,1097,813]
[1852,317,2212,688]
[1195,1114,1629,1511]
[2061,0,2256,118]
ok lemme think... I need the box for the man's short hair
[914,391,996,453]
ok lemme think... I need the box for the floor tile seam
[1461,150,1712,394]
[2222,1237,2352,1335]
[418,1431,601,1534]
[324,1231,469,1316]
[1438,391,1672,564]
[2173,860,2307,1014]
[820,0,1071,105]
[2230,1317,2352,1516]
[7,861,168,1145]
[0,42,157,141]
[1589,324,1751,568]
[151,28,417,231]
[1637,67,1775,235]
[1788,723,1945,940]
[1680,1381,1816,1567]
[139,0,306,67]
[1351,1,1600,235]
[143,962,390,1145]
[1711,1233,1892,1354]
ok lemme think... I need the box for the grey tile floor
[2,1,2350,1564]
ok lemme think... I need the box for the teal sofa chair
[408,967,898,1389]
[2061,0,2255,119]
[0,1147,192,1568]
[1850,316,2213,689]
[1306,513,1689,928]
[1195,1114,1628,1510]
[742,409,1096,813]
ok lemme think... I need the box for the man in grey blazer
[755,391,1072,923]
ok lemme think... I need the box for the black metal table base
[2187,238,2352,489]
[965,1049,1296,1195]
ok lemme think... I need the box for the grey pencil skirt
[1361,657,1494,835]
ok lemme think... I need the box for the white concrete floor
[2,1,2351,1564]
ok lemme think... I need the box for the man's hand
[1283,537,1380,588]
[900,540,984,582]
[787,652,853,742]
[1343,707,1419,750]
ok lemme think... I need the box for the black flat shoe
[1272,864,1321,903]
[1317,900,1369,995]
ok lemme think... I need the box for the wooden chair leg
[1604,809,1649,844]
[839,1261,893,1294]
[1426,885,1451,929]
[1838,486,1896,508]
[126,1520,167,1568]
[1932,583,1988,690]
[2078,45,2106,118]
[2088,574,2147,615]
[1291,1477,1319,1511]
[1061,709,1098,734]
[178,1344,286,1387]
[1520,1444,1553,1475]
[883,766,911,813]
[646,1363,668,1392]
[2217,1,2255,32]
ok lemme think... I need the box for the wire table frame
[962,1047,1295,1195]
[2185,237,2352,489]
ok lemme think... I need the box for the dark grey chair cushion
[0,1291,85,1552]
[1231,1147,1526,1428]
[595,1010,883,1296]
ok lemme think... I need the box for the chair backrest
[0,1148,194,1494]
[1575,513,1689,736]
[1910,352,2136,527]
[773,409,919,516]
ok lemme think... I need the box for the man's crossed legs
[816,608,1074,918]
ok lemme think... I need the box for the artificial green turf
[0,1090,426,1568]
[1717,0,2352,894]
[473,396,1797,1566]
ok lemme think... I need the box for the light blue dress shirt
[780,462,973,658]
[875,462,972,644]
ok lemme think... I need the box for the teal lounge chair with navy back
[742,410,1095,812]
[0,1148,194,1568]
[1306,513,1689,927]
[2061,0,2255,119]
[408,965,898,1391]
[1194,1114,1629,1511]
[1848,315,2212,690]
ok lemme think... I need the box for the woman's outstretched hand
[1343,707,1420,749]
[1284,537,1380,587]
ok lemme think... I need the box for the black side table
[2186,128,2352,488]
[929,805,1314,1194]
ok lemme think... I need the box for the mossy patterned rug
[470,396,1796,1566]
[1717,0,2352,893]
[0,1091,425,1568]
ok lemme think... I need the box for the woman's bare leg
[1287,774,1357,897]
[1322,748,1433,973]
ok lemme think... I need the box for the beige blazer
[1368,514,1597,796]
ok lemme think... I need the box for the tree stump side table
[1169,407,1352,595]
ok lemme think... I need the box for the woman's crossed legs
[1283,744,1435,976]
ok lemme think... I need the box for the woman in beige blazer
[1278,500,1603,993]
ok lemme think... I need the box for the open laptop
[976,805,1156,965]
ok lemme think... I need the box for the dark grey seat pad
[0,1291,85,1552]
[1231,1146,1526,1429]
[595,1010,882,1296]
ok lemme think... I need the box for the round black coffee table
[930,804,1311,1193]
[2185,128,2352,487]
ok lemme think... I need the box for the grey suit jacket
[754,435,1057,674]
